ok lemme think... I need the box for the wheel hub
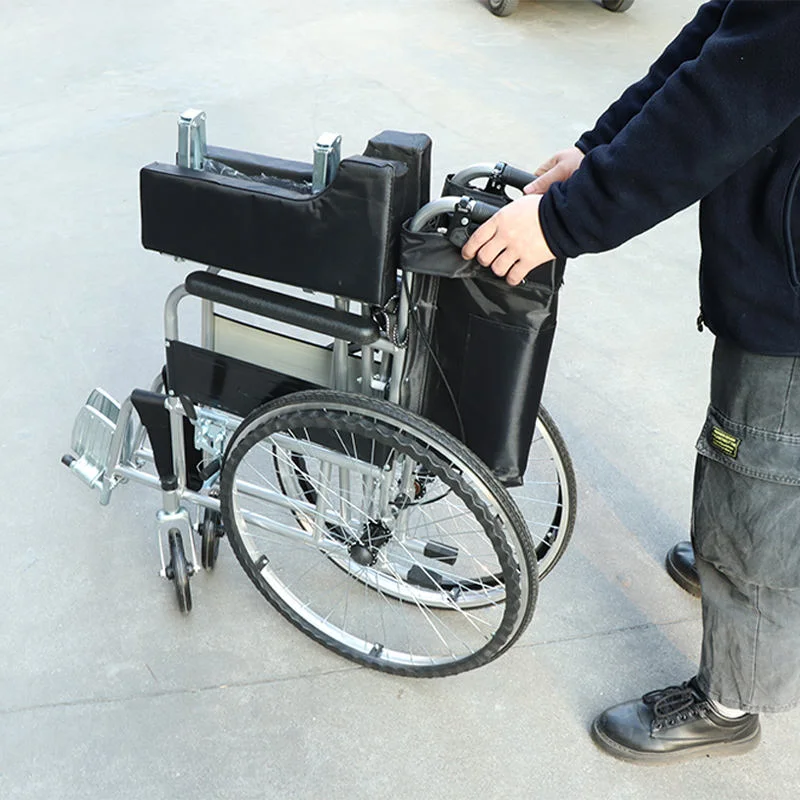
[349,520,392,566]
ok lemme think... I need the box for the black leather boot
[591,678,760,764]
[665,540,701,597]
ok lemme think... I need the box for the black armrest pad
[185,271,380,345]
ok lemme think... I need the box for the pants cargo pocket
[692,407,800,589]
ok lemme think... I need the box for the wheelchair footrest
[64,388,124,489]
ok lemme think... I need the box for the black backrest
[140,131,432,306]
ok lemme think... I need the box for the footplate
[63,388,132,489]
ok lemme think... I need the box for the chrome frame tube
[271,432,384,481]
[408,197,461,233]
[331,296,350,390]
[449,162,497,187]
[235,476,349,529]
[237,506,349,557]
[166,397,188,494]
[114,463,220,511]
[360,343,374,395]
[314,461,334,541]
[200,267,221,350]
[164,284,189,343]
[99,397,136,505]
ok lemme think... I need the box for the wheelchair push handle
[496,163,536,191]
[468,199,500,225]
[408,195,498,233]
[450,161,536,193]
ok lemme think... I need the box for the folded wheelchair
[63,110,576,677]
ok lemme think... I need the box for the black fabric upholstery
[184,271,380,345]
[140,131,432,306]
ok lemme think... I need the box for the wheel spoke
[220,391,540,675]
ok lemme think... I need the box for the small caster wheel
[166,530,192,613]
[602,0,635,11]
[488,0,519,17]
[200,508,224,570]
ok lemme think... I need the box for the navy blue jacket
[539,1,800,355]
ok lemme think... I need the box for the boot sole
[665,552,702,598]
[590,717,761,765]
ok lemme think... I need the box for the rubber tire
[200,509,223,570]
[602,0,634,12]
[488,0,519,17]
[168,531,192,614]
[221,390,538,677]
[521,406,577,578]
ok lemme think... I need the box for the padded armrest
[185,271,380,345]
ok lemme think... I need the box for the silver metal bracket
[194,414,228,462]
[312,132,342,192]
[177,109,207,170]
[157,506,198,578]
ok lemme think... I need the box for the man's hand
[461,193,555,286]
[524,146,584,195]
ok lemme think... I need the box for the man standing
[463,0,800,763]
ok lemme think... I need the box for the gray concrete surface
[2,0,797,797]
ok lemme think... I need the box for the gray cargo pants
[693,338,800,713]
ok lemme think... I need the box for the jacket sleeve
[541,0,800,259]
[578,0,728,152]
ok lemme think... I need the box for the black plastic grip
[469,200,499,225]
[499,164,536,191]
[185,271,380,345]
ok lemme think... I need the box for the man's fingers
[505,259,535,286]
[489,248,519,278]
[525,164,567,195]
[533,155,557,177]
[463,193,551,276]
[461,219,496,260]
[475,237,506,268]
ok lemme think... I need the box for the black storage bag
[140,132,432,306]
[399,222,564,487]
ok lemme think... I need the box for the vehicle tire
[488,0,519,17]
[200,508,223,570]
[506,406,577,578]
[220,390,538,677]
[601,0,635,12]
[167,531,192,613]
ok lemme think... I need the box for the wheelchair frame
[63,112,576,676]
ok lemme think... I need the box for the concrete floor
[2,0,797,797]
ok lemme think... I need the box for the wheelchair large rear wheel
[507,406,576,578]
[220,390,537,677]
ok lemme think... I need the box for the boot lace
[643,681,708,732]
